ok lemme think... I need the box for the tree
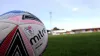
[52,27,60,30]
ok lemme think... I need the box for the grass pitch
[43,32,100,56]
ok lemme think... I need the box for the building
[72,28,100,34]
[52,30,66,35]
[66,31,75,34]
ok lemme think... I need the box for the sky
[0,0,100,31]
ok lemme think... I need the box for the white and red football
[0,10,48,56]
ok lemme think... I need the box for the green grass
[43,32,100,56]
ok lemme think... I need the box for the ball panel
[19,27,35,56]
[19,24,48,56]
[0,22,16,44]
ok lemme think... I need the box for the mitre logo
[0,26,29,56]
[30,28,46,45]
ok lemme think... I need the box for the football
[0,10,48,56]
